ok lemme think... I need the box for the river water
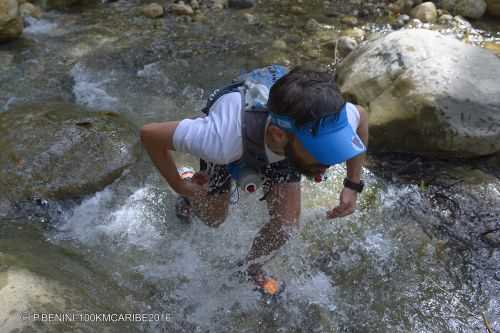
[1,0,499,332]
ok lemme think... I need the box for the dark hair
[267,67,345,126]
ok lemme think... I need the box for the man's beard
[285,141,317,177]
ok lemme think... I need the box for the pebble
[142,3,164,18]
[305,18,322,32]
[170,2,194,16]
[341,16,358,26]
[290,6,306,15]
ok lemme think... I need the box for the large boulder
[0,0,23,42]
[0,103,141,208]
[486,0,500,16]
[441,0,487,19]
[336,29,500,158]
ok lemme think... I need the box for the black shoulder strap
[201,82,244,115]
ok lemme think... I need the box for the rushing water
[1,0,499,332]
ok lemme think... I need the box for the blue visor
[270,103,366,165]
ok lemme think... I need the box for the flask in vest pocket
[238,169,263,193]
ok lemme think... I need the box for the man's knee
[199,210,229,228]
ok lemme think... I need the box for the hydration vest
[201,65,289,191]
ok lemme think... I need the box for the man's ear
[268,124,289,145]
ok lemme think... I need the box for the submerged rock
[336,29,500,158]
[0,221,138,332]
[0,0,23,42]
[0,103,141,207]
[441,0,487,19]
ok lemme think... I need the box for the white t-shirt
[173,92,361,165]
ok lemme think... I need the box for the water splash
[71,63,118,109]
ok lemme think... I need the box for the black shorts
[199,159,301,195]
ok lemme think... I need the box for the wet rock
[486,0,500,16]
[336,36,358,57]
[341,15,358,26]
[272,39,287,50]
[142,2,164,18]
[393,14,410,28]
[0,222,138,332]
[396,0,415,14]
[441,0,487,19]
[483,229,500,247]
[341,27,365,41]
[19,2,42,18]
[211,0,226,10]
[0,103,141,204]
[410,1,438,23]
[305,18,321,32]
[438,13,454,24]
[336,29,500,158]
[290,5,305,15]
[0,0,23,43]
[169,2,194,16]
[190,0,199,10]
[228,0,255,9]
[243,12,255,24]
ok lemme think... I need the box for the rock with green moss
[0,103,141,211]
[336,29,500,158]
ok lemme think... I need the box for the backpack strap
[201,82,244,115]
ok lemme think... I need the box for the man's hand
[327,187,358,219]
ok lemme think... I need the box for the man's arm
[346,105,369,182]
[245,182,301,268]
[140,122,198,197]
[327,105,369,219]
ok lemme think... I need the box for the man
[140,66,369,298]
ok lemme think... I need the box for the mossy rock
[0,102,141,205]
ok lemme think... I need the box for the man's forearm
[346,106,369,182]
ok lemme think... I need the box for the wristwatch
[343,177,365,193]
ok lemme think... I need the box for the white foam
[23,17,58,35]
[71,63,118,109]
[55,186,162,250]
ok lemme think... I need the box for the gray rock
[228,0,255,9]
[0,103,141,204]
[410,1,438,23]
[438,14,454,24]
[169,2,194,16]
[336,36,358,58]
[142,3,164,18]
[305,18,321,32]
[336,29,500,158]
[0,0,23,43]
[441,0,487,19]
[393,14,410,29]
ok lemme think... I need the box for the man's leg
[190,189,230,227]
[188,159,231,227]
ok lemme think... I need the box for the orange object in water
[261,277,280,295]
